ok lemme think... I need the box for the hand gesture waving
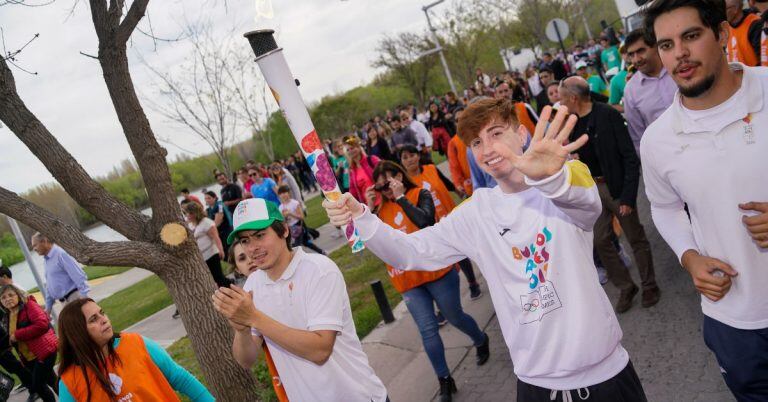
[493,105,587,181]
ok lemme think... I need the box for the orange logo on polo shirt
[743,114,756,145]
[288,282,294,292]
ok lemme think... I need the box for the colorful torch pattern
[244,29,364,252]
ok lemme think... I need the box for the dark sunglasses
[249,173,259,177]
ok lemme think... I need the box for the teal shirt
[601,46,621,72]
[608,70,629,105]
[587,75,608,95]
[330,154,350,188]
[59,336,214,402]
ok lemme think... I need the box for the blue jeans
[402,268,485,378]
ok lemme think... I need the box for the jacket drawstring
[549,387,591,401]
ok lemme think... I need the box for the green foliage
[0,233,23,267]
[99,275,173,332]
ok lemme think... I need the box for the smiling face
[654,7,728,98]
[626,39,661,76]
[237,226,290,273]
[204,193,215,207]
[82,301,113,348]
[468,120,527,179]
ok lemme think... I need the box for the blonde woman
[183,202,229,288]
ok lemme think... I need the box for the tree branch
[117,0,149,44]
[0,186,164,269]
[0,56,150,241]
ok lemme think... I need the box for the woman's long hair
[58,298,122,402]
[372,160,418,193]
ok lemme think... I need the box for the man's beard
[679,73,716,98]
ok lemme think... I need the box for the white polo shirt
[641,63,768,330]
[243,248,387,402]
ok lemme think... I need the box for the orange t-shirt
[411,164,456,221]
[378,188,453,293]
[728,13,760,66]
[447,136,473,196]
[61,333,181,402]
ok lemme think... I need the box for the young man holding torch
[324,101,648,401]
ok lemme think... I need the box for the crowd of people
[216,0,767,400]
[1,0,766,401]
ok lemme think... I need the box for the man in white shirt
[400,110,433,153]
[325,100,647,401]
[642,0,768,399]
[212,198,387,402]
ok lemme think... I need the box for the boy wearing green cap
[212,198,387,402]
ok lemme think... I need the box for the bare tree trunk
[157,252,258,401]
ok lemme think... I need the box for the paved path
[438,181,734,402]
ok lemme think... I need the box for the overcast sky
[0,0,433,193]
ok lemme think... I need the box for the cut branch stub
[160,222,188,247]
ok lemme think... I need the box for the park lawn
[168,246,400,401]
[303,194,328,229]
[431,150,447,165]
[84,265,132,280]
[99,275,173,332]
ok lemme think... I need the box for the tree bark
[157,252,258,401]
[90,0,182,232]
[0,57,149,241]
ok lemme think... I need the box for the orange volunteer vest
[728,13,761,66]
[515,102,537,136]
[61,333,181,402]
[377,187,453,293]
[447,136,473,196]
[411,164,456,221]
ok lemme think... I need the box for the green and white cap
[227,198,284,245]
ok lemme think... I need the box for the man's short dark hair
[624,28,654,48]
[0,265,11,280]
[543,52,552,57]
[539,67,554,76]
[390,115,401,123]
[180,188,190,194]
[547,80,560,89]
[643,0,726,44]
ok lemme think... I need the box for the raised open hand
[492,105,587,181]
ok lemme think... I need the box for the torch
[244,29,364,252]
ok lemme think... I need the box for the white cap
[575,61,588,70]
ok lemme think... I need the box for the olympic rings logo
[523,299,540,312]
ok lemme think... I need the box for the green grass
[99,275,173,332]
[167,246,400,400]
[430,150,447,166]
[303,195,329,229]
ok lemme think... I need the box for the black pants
[0,349,32,389]
[457,258,477,286]
[24,354,57,402]
[517,361,647,402]
[205,254,231,288]
[703,316,768,401]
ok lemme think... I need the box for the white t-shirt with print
[278,199,301,226]
[190,218,217,260]
[354,161,628,390]
[243,248,387,402]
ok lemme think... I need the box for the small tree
[372,31,438,105]
[0,1,259,400]
[144,23,272,178]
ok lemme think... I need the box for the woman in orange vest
[365,160,488,402]
[57,299,214,402]
[399,145,483,301]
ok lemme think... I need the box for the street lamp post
[422,0,457,94]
